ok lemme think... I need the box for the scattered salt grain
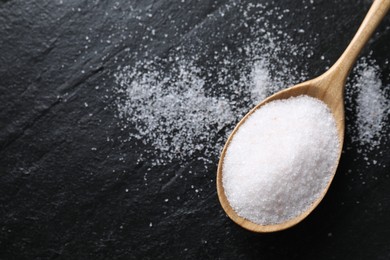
[352,63,389,150]
[222,95,340,225]
[114,60,234,164]
[345,59,389,166]
[112,2,388,171]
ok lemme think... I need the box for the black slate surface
[0,0,389,259]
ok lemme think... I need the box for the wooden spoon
[217,0,390,233]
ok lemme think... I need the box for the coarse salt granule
[222,95,340,225]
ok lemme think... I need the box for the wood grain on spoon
[217,0,390,232]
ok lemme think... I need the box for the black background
[0,0,389,259]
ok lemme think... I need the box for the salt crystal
[112,2,388,170]
[222,95,340,225]
[349,63,389,155]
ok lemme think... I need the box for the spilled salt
[112,1,388,171]
[349,62,390,153]
[222,95,340,225]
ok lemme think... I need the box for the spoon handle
[328,0,390,82]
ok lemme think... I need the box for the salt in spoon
[217,0,390,232]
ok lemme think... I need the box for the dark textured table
[1,0,389,259]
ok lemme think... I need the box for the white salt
[112,2,388,170]
[353,64,389,149]
[345,59,389,166]
[222,95,340,225]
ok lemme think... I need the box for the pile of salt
[222,95,340,225]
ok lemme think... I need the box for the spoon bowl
[217,0,389,232]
